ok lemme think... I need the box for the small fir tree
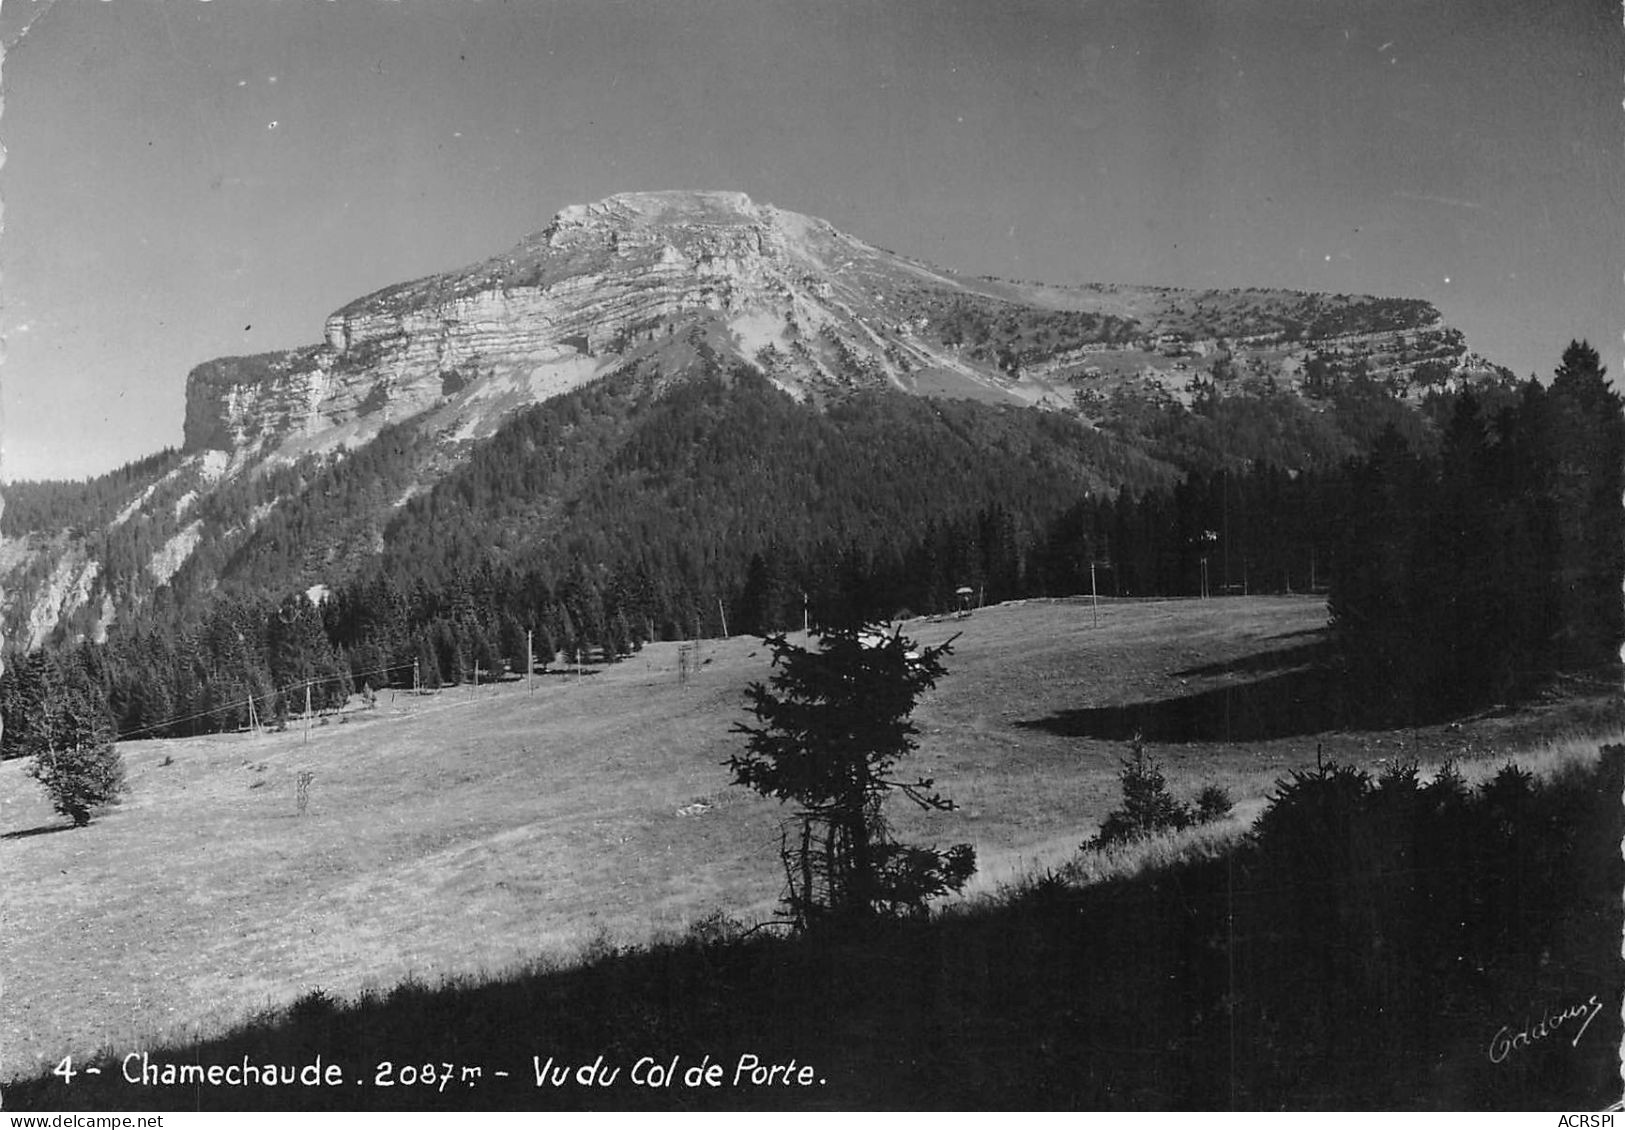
[1089,735,1193,848]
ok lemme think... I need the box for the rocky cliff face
[182,346,335,453]
[181,190,989,465]
[180,190,1496,470]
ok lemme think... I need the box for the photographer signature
[1489,995,1605,1063]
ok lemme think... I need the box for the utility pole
[803,592,810,635]
[246,693,258,734]
[304,684,312,744]
[526,629,534,694]
[413,657,421,695]
[718,597,729,640]
[1090,561,1099,628]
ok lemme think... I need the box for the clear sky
[1,0,1620,482]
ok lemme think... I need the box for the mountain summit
[182,189,1040,465]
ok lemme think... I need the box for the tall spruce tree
[1545,341,1625,674]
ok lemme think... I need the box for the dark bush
[1250,755,1372,866]
[1192,783,1234,824]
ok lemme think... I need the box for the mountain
[2,189,1510,652]
[178,189,1489,462]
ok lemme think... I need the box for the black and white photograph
[0,0,1621,1113]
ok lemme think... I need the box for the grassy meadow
[3,594,1620,1104]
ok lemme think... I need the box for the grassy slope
[3,596,1619,1090]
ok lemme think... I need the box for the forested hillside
[1,450,186,538]
[372,366,1168,591]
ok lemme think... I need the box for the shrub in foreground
[1088,735,1233,849]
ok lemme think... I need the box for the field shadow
[1268,626,1326,641]
[1171,638,1329,680]
[2,823,75,841]
[1018,667,1339,743]
[1018,660,1463,743]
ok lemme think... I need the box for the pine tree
[1327,428,1431,718]
[1088,736,1192,847]
[1544,341,1625,674]
[605,611,634,661]
[728,625,974,927]
[1,651,50,759]
[497,613,529,675]
[23,659,126,826]
[738,548,800,635]
[532,622,557,672]
[414,630,442,690]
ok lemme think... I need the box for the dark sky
[2,0,1620,480]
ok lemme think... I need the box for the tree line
[0,448,184,537]
[1328,340,1624,719]
[2,342,1618,750]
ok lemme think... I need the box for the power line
[115,660,413,741]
